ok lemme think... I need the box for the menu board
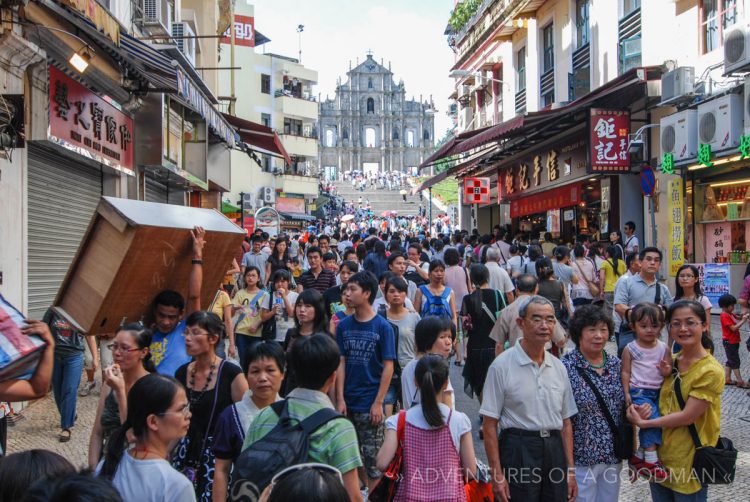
[705,222,732,263]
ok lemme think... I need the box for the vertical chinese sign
[705,222,731,263]
[589,109,630,172]
[667,179,684,276]
[48,66,134,175]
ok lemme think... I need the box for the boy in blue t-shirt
[336,271,396,492]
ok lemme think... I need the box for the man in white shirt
[623,221,639,256]
[485,248,515,303]
[481,295,578,502]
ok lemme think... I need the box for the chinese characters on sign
[705,222,731,263]
[667,179,684,276]
[220,15,255,47]
[589,109,630,172]
[661,152,674,175]
[463,177,491,205]
[509,183,582,218]
[698,144,713,168]
[739,135,750,159]
[48,66,134,173]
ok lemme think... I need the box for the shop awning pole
[429,188,433,235]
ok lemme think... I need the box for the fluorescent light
[69,51,90,73]
[709,178,750,188]
[717,202,744,206]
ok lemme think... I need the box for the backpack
[419,285,452,319]
[231,400,343,500]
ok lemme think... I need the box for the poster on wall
[704,222,732,263]
[547,210,560,234]
[696,263,731,309]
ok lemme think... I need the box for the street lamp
[448,69,510,89]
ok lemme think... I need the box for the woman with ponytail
[98,373,195,501]
[377,354,476,501]
[88,323,156,468]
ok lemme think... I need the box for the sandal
[59,429,71,443]
[454,361,463,366]
[725,381,736,386]
[737,382,750,389]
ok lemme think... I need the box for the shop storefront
[27,65,135,318]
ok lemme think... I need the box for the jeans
[52,351,84,429]
[630,387,662,448]
[574,463,622,502]
[235,334,262,373]
[650,482,708,502]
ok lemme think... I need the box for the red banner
[220,15,255,47]
[463,177,491,204]
[48,66,134,173]
[589,109,630,172]
[510,183,582,218]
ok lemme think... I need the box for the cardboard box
[55,197,245,335]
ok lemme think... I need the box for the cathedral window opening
[367,97,375,114]
[326,129,335,147]
[365,127,377,147]
[423,129,430,141]
[368,77,373,89]
[343,128,349,140]
[393,129,399,140]
[406,130,415,147]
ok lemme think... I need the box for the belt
[503,428,561,438]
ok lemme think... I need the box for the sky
[251,0,457,140]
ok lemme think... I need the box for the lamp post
[297,24,304,63]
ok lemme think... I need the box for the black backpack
[231,400,344,500]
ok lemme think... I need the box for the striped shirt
[242,388,363,474]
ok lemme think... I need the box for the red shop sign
[48,66,134,174]
[463,177,491,204]
[589,109,630,172]
[510,183,582,218]
[221,15,255,47]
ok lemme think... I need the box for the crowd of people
[0,220,742,502]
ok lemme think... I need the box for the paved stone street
[6,318,750,500]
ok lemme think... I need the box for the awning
[280,211,317,222]
[450,115,526,156]
[222,113,292,165]
[419,124,493,168]
[222,201,240,213]
[412,154,487,194]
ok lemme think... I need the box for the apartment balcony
[276,60,318,85]
[279,132,318,158]
[279,171,319,197]
[275,91,319,121]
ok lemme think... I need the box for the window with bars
[516,46,526,92]
[542,24,554,72]
[261,74,271,94]
[576,0,590,48]
[701,0,739,54]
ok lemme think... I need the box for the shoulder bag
[573,259,601,297]
[575,366,633,460]
[672,362,737,484]
[369,410,406,502]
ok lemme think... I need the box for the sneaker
[641,460,669,482]
[360,487,369,501]
[79,381,96,397]
[628,456,644,483]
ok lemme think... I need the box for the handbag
[369,410,406,502]
[575,366,633,460]
[672,363,737,484]
[573,260,600,297]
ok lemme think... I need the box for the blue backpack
[419,285,453,319]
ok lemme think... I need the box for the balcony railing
[274,89,318,102]
[278,129,318,140]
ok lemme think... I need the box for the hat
[330,238,339,246]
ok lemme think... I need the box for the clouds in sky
[252,0,456,139]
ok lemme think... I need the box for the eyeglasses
[157,403,191,418]
[526,316,557,326]
[270,463,343,487]
[668,320,703,330]
[107,343,141,353]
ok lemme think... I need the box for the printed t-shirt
[150,319,190,377]
[232,289,269,337]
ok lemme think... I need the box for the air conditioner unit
[472,72,487,90]
[261,186,276,204]
[743,75,750,136]
[725,24,750,75]
[140,0,172,37]
[660,110,698,161]
[660,67,695,104]
[172,22,196,66]
[697,93,743,153]
[241,192,254,209]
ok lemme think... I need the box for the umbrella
[341,214,354,222]
[381,210,397,217]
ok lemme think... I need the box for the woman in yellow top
[627,300,724,500]
[211,287,236,360]
[601,245,626,311]
[232,265,274,372]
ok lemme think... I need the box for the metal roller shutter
[145,176,169,204]
[27,145,102,319]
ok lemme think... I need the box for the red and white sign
[221,15,255,47]
[463,177,491,204]
[589,109,630,172]
[276,197,305,214]
[48,66,134,173]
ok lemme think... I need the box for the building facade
[319,53,436,178]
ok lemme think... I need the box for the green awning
[222,201,241,213]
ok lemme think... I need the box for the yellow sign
[668,178,685,276]
[309,204,317,211]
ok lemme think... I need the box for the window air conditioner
[743,75,750,136]
[697,94,743,154]
[172,22,196,66]
[141,0,172,37]
[659,110,697,161]
[724,24,750,75]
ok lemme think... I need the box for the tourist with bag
[626,300,730,501]
[413,260,458,339]
[562,305,631,501]
[232,266,274,372]
[570,244,600,306]
[376,355,476,501]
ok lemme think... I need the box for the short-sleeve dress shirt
[480,343,578,431]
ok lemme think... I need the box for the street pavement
[6,318,750,500]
